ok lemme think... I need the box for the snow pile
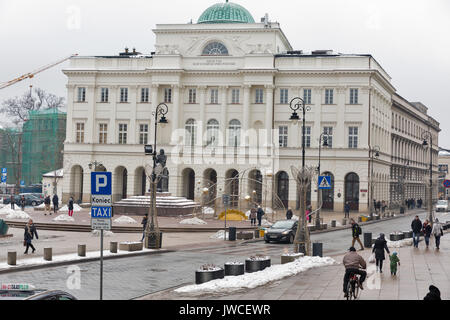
[261,219,272,227]
[0,206,18,215]
[175,256,337,295]
[52,214,75,222]
[114,216,137,224]
[59,204,83,212]
[5,210,30,220]
[91,230,114,237]
[210,230,228,240]
[292,215,299,221]
[179,217,207,225]
[386,238,413,248]
[197,264,222,272]
[202,207,214,215]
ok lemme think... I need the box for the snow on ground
[0,206,22,215]
[175,256,337,295]
[114,216,137,224]
[91,230,114,237]
[210,230,228,240]
[1,207,30,219]
[386,238,413,248]
[52,214,75,222]
[59,204,83,212]
[202,207,214,215]
[179,217,207,225]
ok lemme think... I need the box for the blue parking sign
[1,168,6,174]
[91,172,112,195]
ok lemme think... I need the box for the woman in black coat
[24,219,38,254]
[372,233,390,273]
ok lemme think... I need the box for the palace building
[62,1,440,213]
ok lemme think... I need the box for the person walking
[411,215,422,248]
[344,202,350,219]
[256,206,265,227]
[68,196,74,217]
[305,206,312,223]
[24,219,38,254]
[20,195,26,212]
[44,195,51,216]
[250,207,257,225]
[431,218,444,250]
[141,214,148,242]
[372,233,390,273]
[52,194,59,215]
[350,218,364,251]
[423,219,432,249]
[286,207,293,220]
[389,252,400,276]
[10,195,15,210]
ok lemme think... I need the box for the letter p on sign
[96,175,107,193]
[91,172,112,195]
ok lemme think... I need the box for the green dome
[198,1,255,24]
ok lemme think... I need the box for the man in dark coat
[424,285,441,300]
[286,208,293,220]
[52,194,59,215]
[350,218,364,251]
[24,219,38,254]
[141,214,148,242]
[10,195,15,210]
[372,233,390,273]
[257,206,265,226]
[411,215,422,248]
[344,202,350,218]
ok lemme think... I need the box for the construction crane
[0,54,78,90]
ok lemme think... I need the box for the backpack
[356,225,362,235]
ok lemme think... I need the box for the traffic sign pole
[100,229,103,301]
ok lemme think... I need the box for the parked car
[264,219,298,244]
[436,200,449,212]
[2,194,44,207]
[0,284,77,300]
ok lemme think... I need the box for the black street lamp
[369,146,380,219]
[289,97,310,169]
[315,133,330,228]
[144,103,168,249]
[422,131,434,224]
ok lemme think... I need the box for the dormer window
[202,42,229,56]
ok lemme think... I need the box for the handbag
[23,240,26,246]
[369,253,375,263]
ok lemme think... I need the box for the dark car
[2,194,43,207]
[264,219,298,244]
[0,284,77,300]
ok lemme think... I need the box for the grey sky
[1,0,449,147]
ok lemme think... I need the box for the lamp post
[400,156,410,214]
[289,97,311,254]
[422,131,434,224]
[144,103,168,249]
[369,146,380,219]
[315,133,330,229]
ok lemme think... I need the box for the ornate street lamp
[369,146,380,219]
[289,97,312,254]
[144,103,168,249]
[315,133,330,229]
[422,131,434,224]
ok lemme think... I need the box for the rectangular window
[325,89,334,104]
[139,124,148,145]
[350,88,359,104]
[100,88,109,103]
[280,89,289,104]
[210,89,219,104]
[278,126,288,148]
[302,126,311,148]
[141,88,149,103]
[188,89,197,104]
[120,88,128,103]
[231,89,240,104]
[255,88,264,104]
[323,127,333,148]
[75,123,84,143]
[164,88,172,103]
[118,124,128,144]
[77,87,86,102]
[99,124,108,144]
[303,89,312,104]
[348,127,358,148]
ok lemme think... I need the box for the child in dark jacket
[389,252,400,276]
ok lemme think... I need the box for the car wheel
[31,201,37,206]
[265,239,270,243]
[289,234,294,244]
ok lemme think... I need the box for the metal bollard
[110,242,118,253]
[7,251,16,266]
[312,243,323,257]
[342,218,347,226]
[44,248,52,261]
[331,220,336,228]
[78,244,86,257]
[254,229,260,239]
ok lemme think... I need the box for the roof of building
[198,1,255,24]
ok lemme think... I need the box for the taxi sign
[1,284,36,291]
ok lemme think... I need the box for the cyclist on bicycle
[343,247,367,297]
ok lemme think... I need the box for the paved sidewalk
[139,233,450,300]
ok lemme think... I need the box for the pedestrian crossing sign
[318,176,332,189]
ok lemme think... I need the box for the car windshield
[271,221,295,229]
[437,200,447,205]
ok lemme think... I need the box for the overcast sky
[1,0,449,147]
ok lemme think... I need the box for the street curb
[0,249,174,275]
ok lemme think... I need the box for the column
[220,86,228,147]
[129,85,138,145]
[336,87,346,149]
[312,87,322,147]
[109,86,118,144]
[87,84,96,144]
[265,85,274,147]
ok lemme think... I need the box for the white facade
[61,4,439,213]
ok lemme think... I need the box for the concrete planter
[374,215,381,220]
[307,225,316,232]
[341,219,347,226]
[224,263,245,276]
[245,257,271,273]
[119,242,143,252]
[403,231,413,239]
[78,244,86,257]
[110,242,118,253]
[7,251,16,266]
[237,232,253,240]
[390,232,404,241]
[320,223,328,230]
[330,220,336,228]
[44,248,52,261]
[195,268,225,284]
[281,253,304,264]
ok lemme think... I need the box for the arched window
[202,42,229,56]
[228,119,241,147]
[206,119,219,147]
[185,119,197,146]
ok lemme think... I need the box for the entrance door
[345,173,360,211]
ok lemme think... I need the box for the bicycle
[345,273,361,300]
